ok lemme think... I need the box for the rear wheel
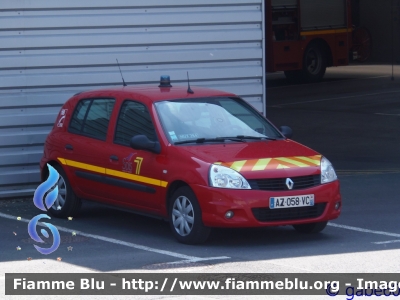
[169,186,211,244]
[293,221,327,233]
[48,165,82,218]
[302,42,327,82]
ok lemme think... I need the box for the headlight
[320,156,337,184]
[209,164,251,189]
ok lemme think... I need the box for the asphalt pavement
[1,64,400,300]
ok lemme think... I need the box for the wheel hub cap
[172,196,194,236]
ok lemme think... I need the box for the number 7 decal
[134,157,143,175]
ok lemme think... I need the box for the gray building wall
[0,0,265,198]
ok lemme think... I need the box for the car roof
[74,85,237,104]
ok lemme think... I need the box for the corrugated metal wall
[0,0,265,198]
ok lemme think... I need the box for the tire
[301,42,327,82]
[293,221,327,233]
[48,165,82,218]
[168,186,211,244]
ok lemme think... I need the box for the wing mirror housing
[279,126,293,139]
[130,135,161,154]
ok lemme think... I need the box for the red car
[40,76,341,244]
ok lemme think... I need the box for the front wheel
[293,221,327,233]
[169,186,211,244]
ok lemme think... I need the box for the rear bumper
[191,180,341,228]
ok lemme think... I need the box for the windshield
[155,97,283,144]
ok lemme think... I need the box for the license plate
[269,194,314,209]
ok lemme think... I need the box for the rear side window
[69,98,115,140]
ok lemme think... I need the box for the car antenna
[187,71,194,94]
[116,59,127,87]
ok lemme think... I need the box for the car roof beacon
[187,71,194,94]
[159,75,172,88]
[116,59,127,87]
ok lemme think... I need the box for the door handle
[110,155,119,161]
[65,144,73,150]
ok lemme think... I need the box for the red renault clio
[40,76,341,244]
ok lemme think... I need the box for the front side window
[155,97,283,144]
[68,98,115,140]
[114,100,157,146]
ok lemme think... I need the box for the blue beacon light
[159,75,172,87]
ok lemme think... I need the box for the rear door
[63,97,117,201]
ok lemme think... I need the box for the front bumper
[191,180,341,228]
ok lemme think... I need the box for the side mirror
[279,126,293,139]
[130,135,161,154]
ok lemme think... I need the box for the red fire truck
[265,0,367,82]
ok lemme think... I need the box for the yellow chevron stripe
[230,160,247,172]
[295,156,321,165]
[215,155,321,172]
[57,157,168,188]
[277,164,290,169]
[275,157,310,167]
[252,158,272,171]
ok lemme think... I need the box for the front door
[106,100,166,212]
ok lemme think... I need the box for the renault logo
[286,178,294,190]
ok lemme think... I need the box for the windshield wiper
[221,135,277,141]
[174,135,277,145]
[216,136,246,142]
[174,138,225,145]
